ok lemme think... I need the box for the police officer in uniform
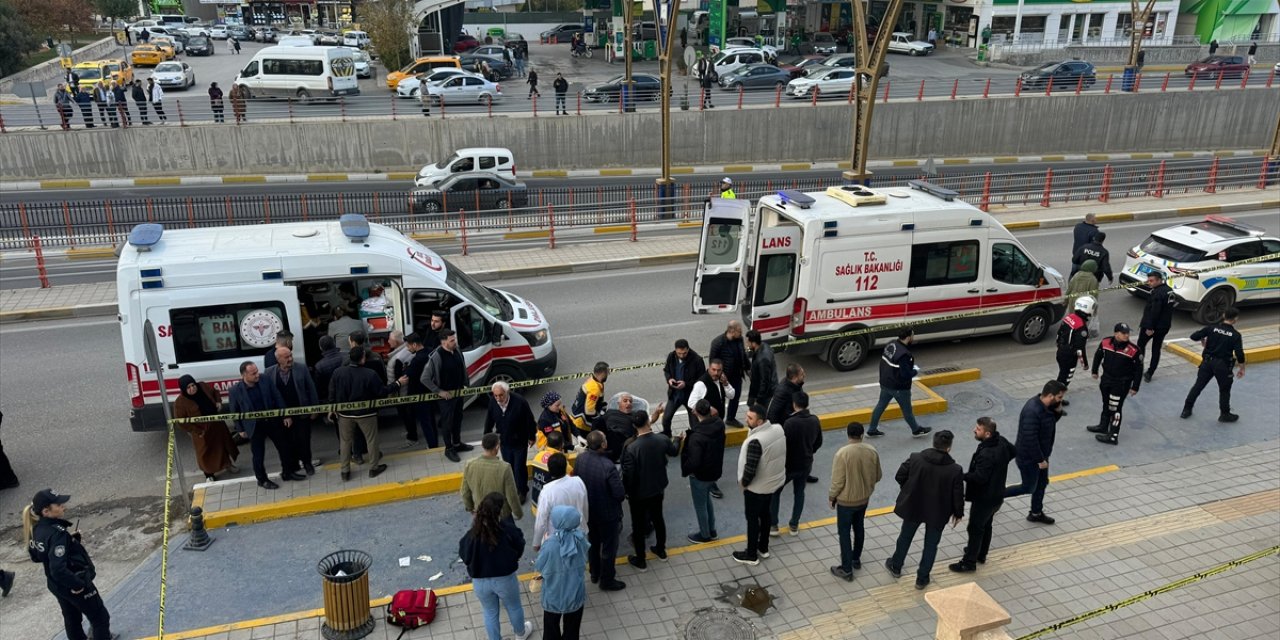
[1070,231,1114,283]
[1054,296,1095,408]
[719,177,736,199]
[1137,271,1176,382]
[1181,307,1246,422]
[1087,323,1143,445]
[28,489,118,640]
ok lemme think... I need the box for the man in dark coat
[264,346,320,476]
[29,490,118,640]
[681,400,726,544]
[770,391,822,535]
[768,363,805,424]
[1071,231,1114,283]
[885,430,964,589]
[662,338,706,435]
[574,431,627,591]
[1071,213,1098,257]
[950,417,1016,573]
[228,361,298,490]
[1004,380,1066,524]
[746,330,778,409]
[593,392,640,463]
[330,348,407,481]
[708,320,748,427]
[483,381,537,501]
[422,330,471,462]
[620,406,678,571]
[1137,270,1176,382]
[312,335,345,401]
[868,328,930,437]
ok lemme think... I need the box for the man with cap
[29,489,118,640]
[1088,323,1143,445]
[719,177,736,199]
[1136,271,1176,382]
[1182,307,1246,423]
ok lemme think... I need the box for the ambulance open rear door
[692,198,754,314]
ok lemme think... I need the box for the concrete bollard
[924,582,1013,640]
[184,506,215,551]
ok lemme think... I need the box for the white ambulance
[692,181,1066,371]
[118,214,557,431]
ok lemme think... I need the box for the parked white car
[152,61,195,90]
[712,47,768,78]
[724,37,778,58]
[887,32,934,55]
[353,50,373,78]
[396,69,477,98]
[426,75,504,104]
[209,25,229,40]
[786,66,856,98]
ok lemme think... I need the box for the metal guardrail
[2,157,1274,252]
[0,68,1275,129]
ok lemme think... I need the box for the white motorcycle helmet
[1074,295,1097,316]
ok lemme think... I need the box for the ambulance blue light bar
[262,270,283,280]
[350,265,370,275]
[907,180,958,202]
[777,190,815,209]
[339,214,370,243]
[128,224,164,251]
[141,279,164,289]
[140,268,163,278]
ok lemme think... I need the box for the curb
[1,150,1266,191]
[194,369,980,530]
[1165,342,1280,367]
[0,303,115,324]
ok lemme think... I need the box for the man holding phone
[28,489,118,640]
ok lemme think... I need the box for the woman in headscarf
[536,391,574,451]
[535,504,588,640]
[173,375,239,482]
[459,493,533,640]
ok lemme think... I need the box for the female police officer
[28,489,118,640]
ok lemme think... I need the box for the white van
[342,30,371,48]
[416,147,516,187]
[692,181,1066,371]
[117,215,558,431]
[235,45,360,100]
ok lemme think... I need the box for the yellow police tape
[1016,544,1280,640]
[157,423,176,638]
[166,252,1280,426]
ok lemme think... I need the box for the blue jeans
[868,387,922,431]
[769,471,807,530]
[889,519,944,585]
[1004,460,1049,515]
[836,503,868,572]
[689,477,717,537]
[472,572,525,640]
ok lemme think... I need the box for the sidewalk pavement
[3,188,1277,323]
[86,346,1280,640]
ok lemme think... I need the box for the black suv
[1020,60,1097,90]
[186,35,214,56]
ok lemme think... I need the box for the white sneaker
[768,526,780,537]
[516,620,534,640]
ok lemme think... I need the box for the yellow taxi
[71,59,134,91]
[150,37,179,60]
[130,44,166,67]
[385,56,461,90]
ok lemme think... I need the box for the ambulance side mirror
[489,321,504,344]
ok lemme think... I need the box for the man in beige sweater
[828,422,882,581]
[461,433,524,521]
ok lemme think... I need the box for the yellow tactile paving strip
[780,489,1280,640]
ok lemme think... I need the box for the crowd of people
[54,69,248,130]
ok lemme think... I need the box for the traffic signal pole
[842,0,905,186]
[657,0,685,216]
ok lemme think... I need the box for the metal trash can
[318,550,375,640]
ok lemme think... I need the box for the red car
[453,35,480,53]
[1184,55,1249,78]
[778,55,828,78]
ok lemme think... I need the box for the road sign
[11,82,46,99]
[57,42,72,57]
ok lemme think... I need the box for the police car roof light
[777,190,815,209]
[128,223,164,251]
[907,180,958,202]
[339,214,371,243]
[1205,215,1265,236]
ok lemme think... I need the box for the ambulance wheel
[828,335,869,372]
[1192,287,1234,324]
[1013,306,1051,344]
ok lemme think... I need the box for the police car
[1120,216,1280,324]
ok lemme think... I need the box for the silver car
[426,75,504,104]
[152,61,195,90]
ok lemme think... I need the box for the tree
[0,2,41,76]
[362,0,415,72]
[12,0,93,41]
[95,0,137,43]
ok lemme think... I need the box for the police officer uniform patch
[54,545,66,558]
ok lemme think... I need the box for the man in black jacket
[484,381,537,501]
[594,392,640,463]
[620,404,677,571]
[330,347,407,481]
[885,430,964,590]
[767,363,805,424]
[1071,231,1114,283]
[575,431,627,591]
[1005,380,1066,524]
[1088,323,1143,445]
[709,320,748,427]
[950,418,1016,573]
[1137,271,1175,382]
[662,339,706,435]
[402,333,439,447]
[423,330,471,462]
[746,330,778,409]
[312,335,345,401]
[770,391,822,536]
[868,328,930,438]
[1071,213,1098,256]
[681,400,725,544]
[29,489,119,640]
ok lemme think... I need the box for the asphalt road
[3,39,1269,128]
[1,212,1278,638]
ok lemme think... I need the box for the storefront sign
[708,0,725,47]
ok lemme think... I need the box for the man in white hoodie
[148,77,167,123]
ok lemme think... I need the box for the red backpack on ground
[386,589,437,638]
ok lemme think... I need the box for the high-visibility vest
[721,188,737,199]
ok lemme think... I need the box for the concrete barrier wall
[0,89,1276,180]
[0,38,126,99]
[991,43,1280,66]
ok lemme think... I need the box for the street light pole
[842,0,905,185]
[657,0,684,215]
[623,0,636,112]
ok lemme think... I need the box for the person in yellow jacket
[719,177,737,199]
[529,430,574,514]
[570,362,610,438]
